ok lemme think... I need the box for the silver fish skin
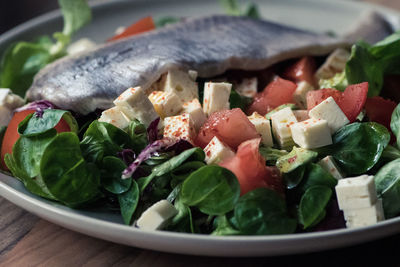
[27,15,348,115]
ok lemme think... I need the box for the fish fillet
[27,15,349,114]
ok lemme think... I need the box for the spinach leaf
[219,0,261,18]
[80,121,133,163]
[381,145,400,162]
[40,132,101,207]
[118,180,139,225]
[346,32,400,97]
[234,188,297,235]
[317,122,390,175]
[180,166,240,215]
[229,89,252,111]
[18,109,78,136]
[166,194,194,233]
[211,215,241,236]
[391,103,400,148]
[243,3,261,19]
[137,147,205,192]
[127,119,148,153]
[101,156,131,195]
[298,163,338,195]
[155,16,180,28]
[298,185,332,229]
[59,0,92,36]
[170,161,206,188]
[375,158,400,218]
[276,147,318,189]
[259,146,288,166]
[0,0,91,97]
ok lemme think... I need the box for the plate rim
[1,0,400,257]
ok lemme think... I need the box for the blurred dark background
[0,1,59,34]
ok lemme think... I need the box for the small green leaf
[118,180,140,225]
[101,156,131,194]
[59,0,92,36]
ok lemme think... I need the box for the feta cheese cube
[315,48,350,80]
[248,112,273,147]
[293,81,314,109]
[136,200,178,230]
[0,88,24,110]
[67,38,97,55]
[270,107,298,141]
[188,70,198,81]
[163,113,196,144]
[290,118,332,149]
[0,106,13,127]
[318,156,344,180]
[148,91,182,118]
[236,77,258,98]
[203,82,231,116]
[204,136,235,164]
[344,199,384,228]
[335,175,377,210]
[293,110,309,122]
[160,69,199,102]
[98,106,131,129]
[114,87,159,127]
[309,96,349,134]
[181,99,206,131]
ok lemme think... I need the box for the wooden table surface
[1,0,400,266]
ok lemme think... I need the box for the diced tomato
[247,77,297,115]
[365,96,397,130]
[339,82,368,122]
[306,88,342,110]
[195,108,259,149]
[219,138,284,195]
[107,16,156,42]
[1,110,71,170]
[282,56,317,85]
[306,82,369,123]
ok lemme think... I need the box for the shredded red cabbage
[16,100,57,118]
[117,149,136,165]
[147,117,160,143]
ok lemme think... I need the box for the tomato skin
[1,110,71,170]
[282,56,317,85]
[339,82,368,122]
[247,77,297,115]
[306,82,369,123]
[219,138,283,195]
[365,96,397,130]
[195,108,259,149]
[306,88,342,110]
[108,16,156,42]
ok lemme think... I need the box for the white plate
[1,0,400,257]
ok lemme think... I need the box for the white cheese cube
[136,200,178,230]
[248,112,273,147]
[315,48,350,80]
[67,38,97,55]
[236,77,258,98]
[270,107,298,142]
[98,106,131,130]
[188,70,198,81]
[0,106,13,127]
[148,91,182,118]
[204,136,235,164]
[203,82,231,116]
[160,69,199,102]
[290,118,332,149]
[0,88,24,110]
[335,175,377,210]
[293,110,309,122]
[309,96,349,134]
[318,156,344,180]
[163,113,196,144]
[293,81,314,109]
[114,87,159,127]
[181,99,206,131]
[344,199,385,228]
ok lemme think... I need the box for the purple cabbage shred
[16,100,58,118]
[147,117,160,143]
[117,149,136,166]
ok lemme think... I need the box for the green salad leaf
[180,165,240,215]
[391,104,400,148]
[0,0,92,97]
[118,180,139,225]
[220,0,261,18]
[101,156,131,195]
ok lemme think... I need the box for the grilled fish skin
[27,15,348,114]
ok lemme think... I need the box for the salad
[1,0,400,236]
